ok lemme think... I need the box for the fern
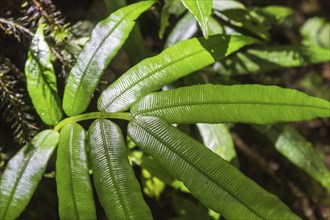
[0,55,38,144]
[0,0,75,77]
[0,1,329,220]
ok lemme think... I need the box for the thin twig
[0,18,34,37]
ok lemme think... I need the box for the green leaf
[131,151,176,185]
[208,17,224,36]
[128,116,300,219]
[131,151,189,193]
[196,123,236,162]
[159,0,186,39]
[56,123,96,219]
[214,8,269,40]
[159,3,171,39]
[98,34,257,112]
[141,168,166,199]
[171,194,213,220]
[104,0,126,13]
[0,130,59,219]
[212,0,245,11]
[251,6,293,26]
[166,0,187,15]
[131,84,330,124]
[275,126,330,190]
[164,12,197,48]
[88,119,152,220]
[219,45,330,75]
[103,0,147,65]
[24,24,62,125]
[181,0,212,38]
[300,17,330,49]
[62,1,156,116]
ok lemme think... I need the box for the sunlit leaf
[219,45,330,75]
[24,24,62,125]
[0,130,59,219]
[212,0,245,11]
[103,0,147,64]
[128,116,300,219]
[131,151,175,185]
[300,17,330,49]
[131,151,189,193]
[197,123,236,162]
[159,0,186,39]
[88,119,152,219]
[131,84,330,124]
[56,123,96,219]
[275,126,330,191]
[62,1,156,116]
[251,6,293,26]
[98,34,257,112]
[164,12,197,48]
[141,169,166,199]
[181,0,212,38]
[208,17,224,36]
[214,8,269,40]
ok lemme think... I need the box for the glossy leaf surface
[220,45,330,75]
[104,0,147,65]
[159,0,186,39]
[212,0,245,11]
[164,12,197,48]
[208,17,224,36]
[131,84,330,124]
[300,17,330,49]
[128,116,300,219]
[98,34,257,112]
[197,123,236,162]
[0,130,59,219]
[252,6,293,26]
[88,119,152,219]
[62,1,156,116]
[275,126,330,190]
[24,24,62,125]
[181,0,212,38]
[214,8,269,40]
[56,123,96,219]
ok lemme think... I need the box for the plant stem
[0,18,34,37]
[54,112,131,132]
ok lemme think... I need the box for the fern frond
[0,55,38,144]
[0,17,34,41]
[0,0,75,77]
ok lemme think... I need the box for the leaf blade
[181,0,212,38]
[0,130,59,219]
[98,34,257,112]
[56,123,96,219]
[62,1,156,116]
[275,126,330,190]
[164,12,198,48]
[196,123,236,162]
[88,119,152,220]
[220,45,330,75]
[128,116,300,219]
[24,24,62,125]
[300,17,330,49]
[131,84,330,124]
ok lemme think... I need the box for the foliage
[25,24,62,125]
[0,55,37,144]
[0,0,329,219]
